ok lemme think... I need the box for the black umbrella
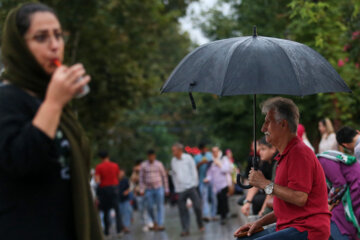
[161,27,351,188]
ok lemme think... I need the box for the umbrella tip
[253,26,257,37]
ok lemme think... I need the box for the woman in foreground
[0,3,102,239]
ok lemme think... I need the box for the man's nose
[261,123,266,132]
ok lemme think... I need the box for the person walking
[118,169,132,234]
[0,3,102,239]
[194,143,215,221]
[171,143,204,237]
[234,97,331,240]
[139,149,169,231]
[205,146,233,225]
[95,151,123,237]
[130,160,153,231]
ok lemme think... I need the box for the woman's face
[24,12,64,74]
[318,121,326,135]
[259,144,276,162]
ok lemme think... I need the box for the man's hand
[233,220,263,237]
[249,168,270,189]
[203,178,210,183]
[241,202,251,216]
[139,191,145,196]
[165,191,170,197]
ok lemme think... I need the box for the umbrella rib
[219,37,252,96]
[264,38,303,96]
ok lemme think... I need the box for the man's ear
[342,143,350,149]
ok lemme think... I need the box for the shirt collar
[175,153,184,160]
[274,136,300,162]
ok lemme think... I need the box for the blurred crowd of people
[90,116,359,240]
[91,143,241,238]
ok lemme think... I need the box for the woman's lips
[52,59,61,67]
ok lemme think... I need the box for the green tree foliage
[195,0,360,164]
[0,0,195,169]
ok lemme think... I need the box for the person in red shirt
[234,97,331,240]
[95,151,124,237]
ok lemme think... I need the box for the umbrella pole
[253,94,258,170]
[235,96,256,189]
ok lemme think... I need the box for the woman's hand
[45,63,90,108]
[32,63,90,139]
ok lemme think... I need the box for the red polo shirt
[273,137,331,240]
[95,161,120,187]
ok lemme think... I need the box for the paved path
[107,196,247,240]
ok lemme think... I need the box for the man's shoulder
[288,140,317,164]
[155,160,165,166]
[291,139,315,154]
[183,153,194,161]
[96,162,104,168]
[95,162,105,173]
[194,154,201,161]
[105,161,119,171]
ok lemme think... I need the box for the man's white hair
[172,142,184,150]
[261,97,299,134]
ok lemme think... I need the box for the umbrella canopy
[161,32,351,96]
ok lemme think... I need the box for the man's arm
[159,162,169,193]
[257,211,277,226]
[189,156,199,185]
[95,166,101,184]
[139,164,146,194]
[249,170,308,207]
[95,174,101,184]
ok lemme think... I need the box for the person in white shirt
[171,143,204,237]
[318,118,338,153]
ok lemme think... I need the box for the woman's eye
[34,34,48,43]
[55,32,64,40]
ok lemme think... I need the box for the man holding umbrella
[234,97,331,240]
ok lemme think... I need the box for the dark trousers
[97,186,123,235]
[217,186,229,220]
[178,187,203,232]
